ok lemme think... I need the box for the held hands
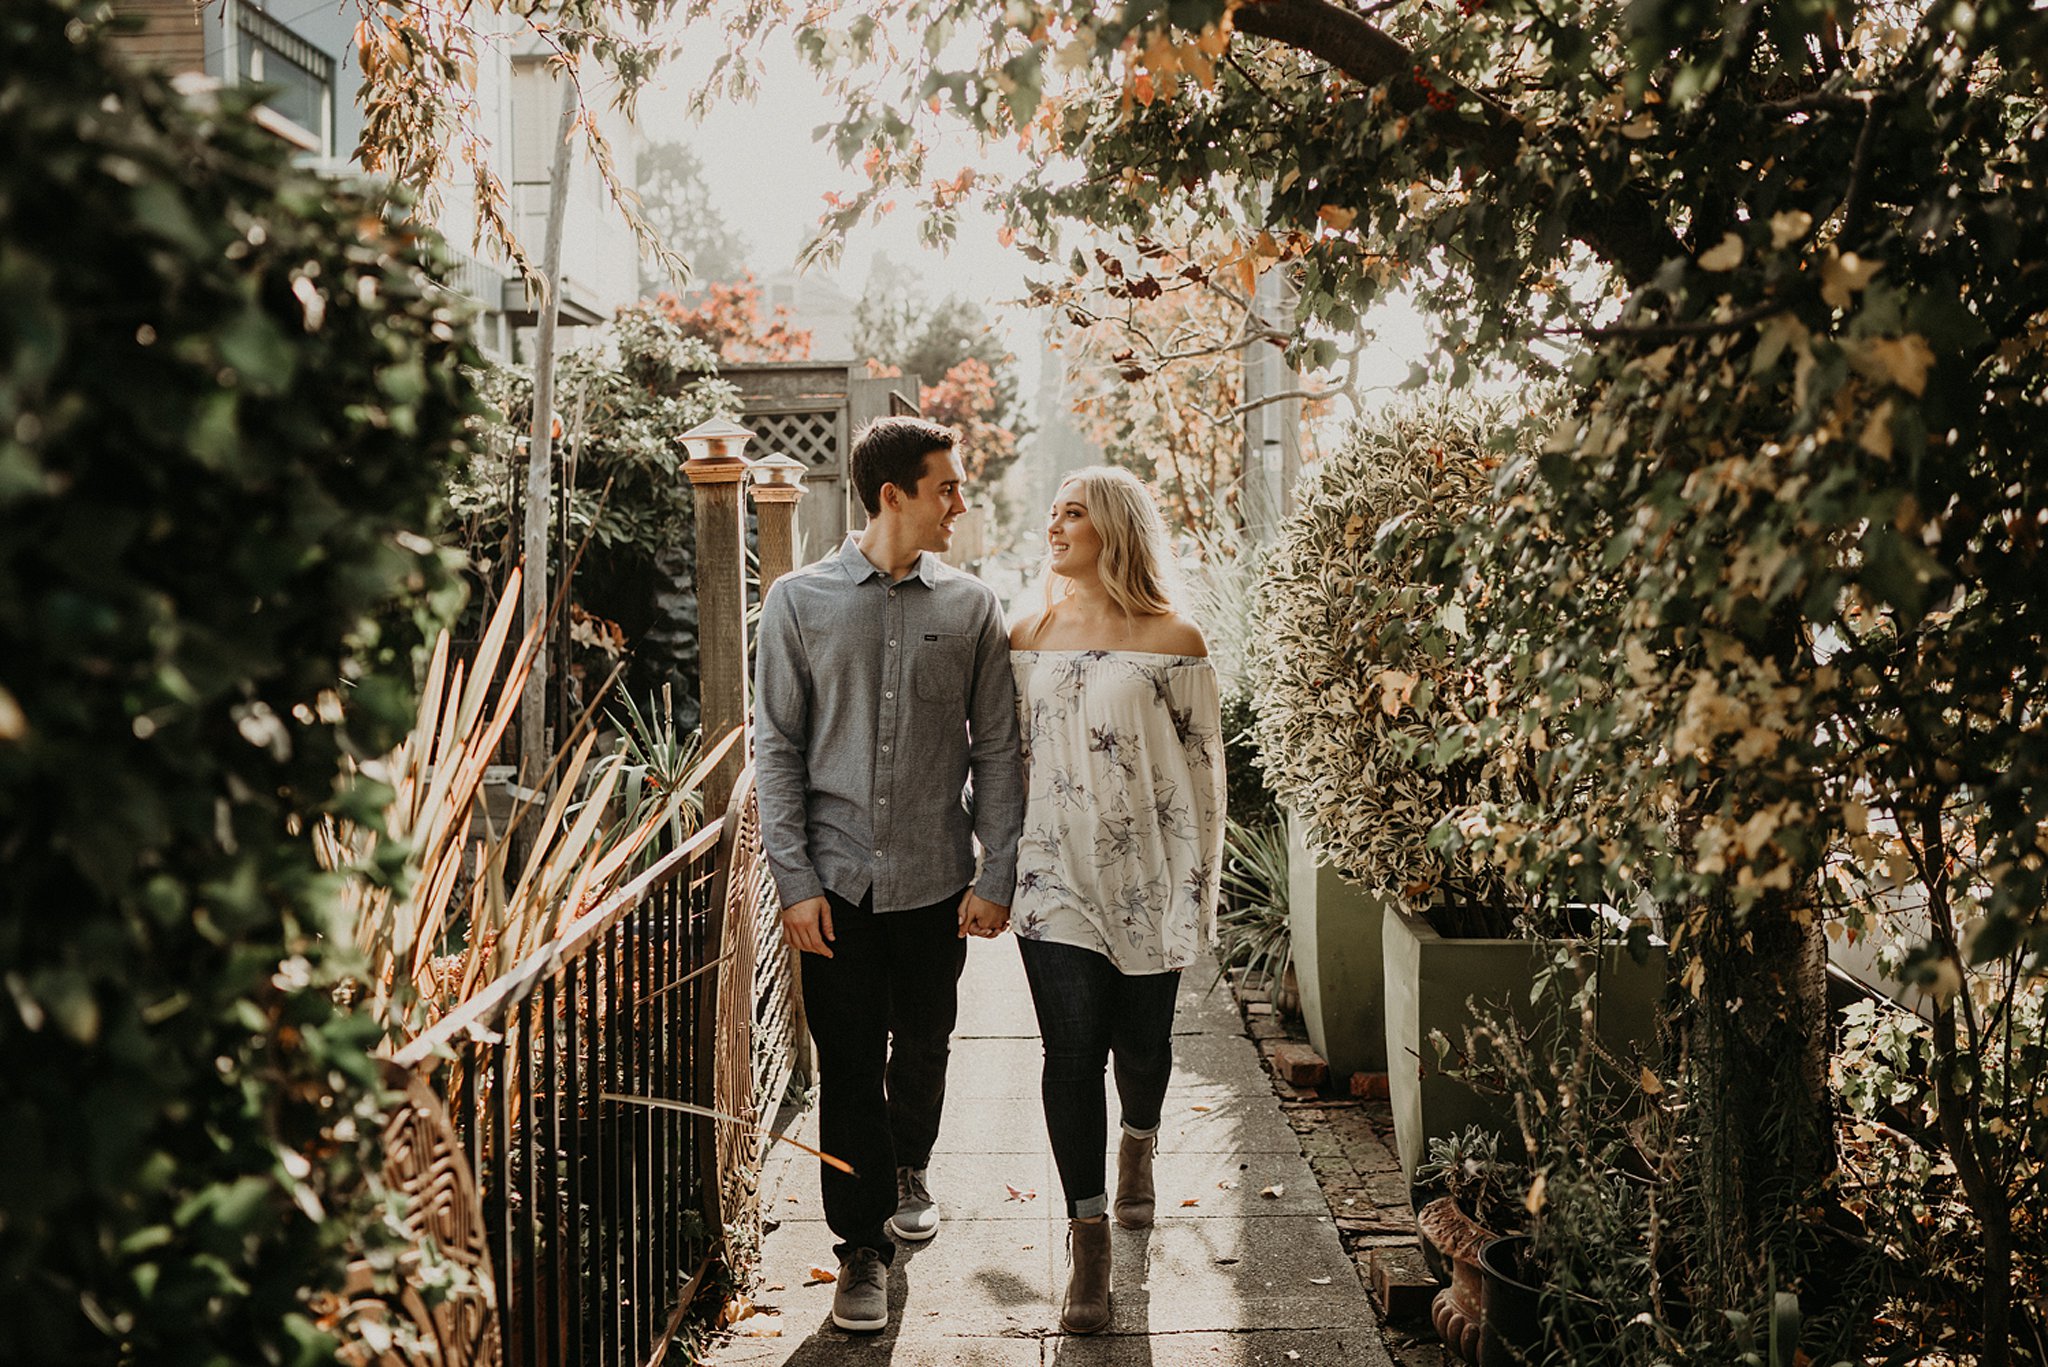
[781,895,835,958]
[957,890,1012,939]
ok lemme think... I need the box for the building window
[236,4,334,159]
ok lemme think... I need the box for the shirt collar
[836,534,941,588]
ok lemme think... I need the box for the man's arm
[963,588,1023,923]
[753,581,825,912]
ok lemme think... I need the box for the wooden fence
[345,430,811,1366]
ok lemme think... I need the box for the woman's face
[1047,480,1102,578]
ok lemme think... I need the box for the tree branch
[1231,0,1685,285]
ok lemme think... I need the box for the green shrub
[0,2,474,1359]
[1247,394,1537,930]
[455,304,739,729]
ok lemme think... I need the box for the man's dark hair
[850,416,956,516]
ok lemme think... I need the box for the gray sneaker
[888,1165,940,1241]
[831,1246,889,1332]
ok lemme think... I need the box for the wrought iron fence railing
[378,762,798,1367]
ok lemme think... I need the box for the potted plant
[1252,396,1669,1179]
[1413,1126,1531,1364]
[1249,397,1510,1080]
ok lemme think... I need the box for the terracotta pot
[1272,963,1302,1017]
[1415,1196,1500,1364]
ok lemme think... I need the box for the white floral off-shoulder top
[1008,650,1227,973]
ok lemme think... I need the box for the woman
[1008,466,1226,1335]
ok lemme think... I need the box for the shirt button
[881,744,891,753]
[884,690,894,699]
[874,849,883,858]
[889,639,897,648]
[888,589,897,598]
[879,797,888,805]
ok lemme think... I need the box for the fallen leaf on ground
[1020,1243,1035,1250]
[1308,1276,1332,1285]
[721,1297,756,1326]
[1180,1198,1201,1207]
[1190,1104,1212,1112]
[1004,1183,1037,1202]
[764,1283,785,1292]
[805,1266,836,1285]
[1216,1179,1238,1190]
[1260,1183,1286,1199]
[1215,1256,1240,1265]
[1286,1352,1302,1361]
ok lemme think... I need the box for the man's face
[887,447,968,553]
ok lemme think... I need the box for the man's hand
[957,890,1011,939]
[782,896,835,958]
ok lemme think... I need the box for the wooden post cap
[680,416,755,485]
[747,452,808,502]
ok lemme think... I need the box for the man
[752,415,1023,1333]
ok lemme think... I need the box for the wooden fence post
[746,452,812,1087]
[681,417,754,823]
[748,453,808,586]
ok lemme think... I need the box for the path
[707,938,1396,1367]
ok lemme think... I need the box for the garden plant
[0,0,474,1356]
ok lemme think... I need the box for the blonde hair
[1038,465,1178,626]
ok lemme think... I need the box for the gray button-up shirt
[753,535,1023,913]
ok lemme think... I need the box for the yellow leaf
[1697,232,1744,272]
[1769,209,1813,248]
[1858,401,1895,460]
[1639,1066,1663,1095]
[1852,334,1935,396]
[1317,205,1358,231]
[1821,250,1882,309]
[1524,1171,1548,1214]
[805,1266,837,1285]
[1181,1197,1201,1207]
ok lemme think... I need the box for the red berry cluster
[1456,0,1486,13]
[1411,64,1458,111]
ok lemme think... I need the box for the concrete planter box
[1286,812,1388,1079]
[1382,906,1667,1185]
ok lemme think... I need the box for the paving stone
[1091,1216,1375,1334]
[736,1218,1059,1343]
[1365,1174,1411,1207]
[1265,1042,1330,1089]
[1042,1327,1393,1366]
[1364,1245,1441,1324]
[712,1333,1043,1367]
[710,945,1388,1367]
[1138,1152,1329,1218]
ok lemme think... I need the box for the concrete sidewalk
[706,939,1395,1367]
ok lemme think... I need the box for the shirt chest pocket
[912,633,973,702]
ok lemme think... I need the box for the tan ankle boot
[1061,1216,1112,1334]
[1113,1131,1157,1229]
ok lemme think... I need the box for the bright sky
[637,35,1041,365]
[634,25,1435,424]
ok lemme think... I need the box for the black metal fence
[392,774,776,1367]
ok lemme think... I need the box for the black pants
[799,887,968,1260]
[1016,936,1183,1219]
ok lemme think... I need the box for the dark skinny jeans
[1016,935,1183,1219]
[799,888,968,1261]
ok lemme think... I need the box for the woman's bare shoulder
[1009,609,1046,649]
[1140,613,1208,658]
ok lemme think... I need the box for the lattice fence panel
[748,410,840,471]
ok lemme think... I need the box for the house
[105,1,645,361]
